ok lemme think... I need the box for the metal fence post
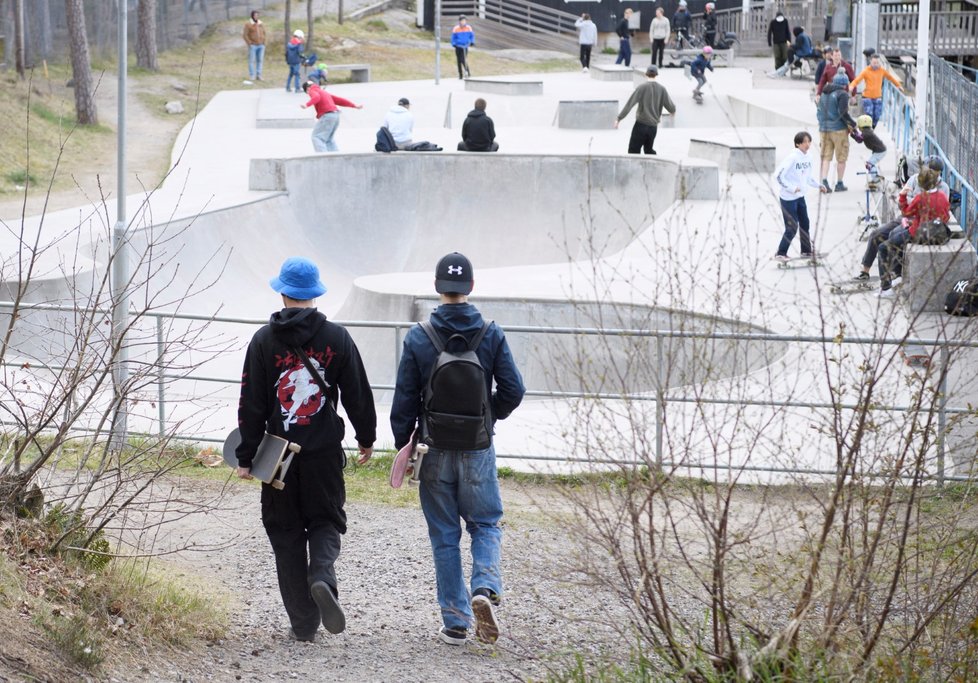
[655,332,664,470]
[937,344,949,488]
[156,316,166,438]
[394,325,402,383]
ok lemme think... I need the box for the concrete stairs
[440,15,578,53]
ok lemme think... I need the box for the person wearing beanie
[615,65,676,154]
[767,10,791,70]
[242,10,266,82]
[391,252,525,646]
[235,257,377,642]
[817,70,857,192]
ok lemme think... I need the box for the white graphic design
[277,359,328,431]
[448,265,463,275]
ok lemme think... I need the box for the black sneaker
[288,628,316,643]
[821,179,833,193]
[472,586,501,607]
[854,271,870,281]
[310,581,346,634]
[471,595,500,644]
[835,180,848,192]
[438,626,467,645]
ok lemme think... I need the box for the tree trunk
[284,0,291,46]
[136,0,158,70]
[306,0,314,53]
[65,0,98,125]
[38,0,53,59]
[13,0,24,78]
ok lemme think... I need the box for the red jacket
[816,61,856,95]
[899,189,951,238]
[304,85,357,118]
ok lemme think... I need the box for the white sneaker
[891,276,903,288]
[582,67,589,73]
[774,254,790,263]
[876,288,894,298]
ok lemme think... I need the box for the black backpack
[914,220,951,246]
[375,126,397,153]
[944,277,978,316]
[419,321,492,451]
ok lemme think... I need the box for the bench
[464,78,543,96]
[902,239,977,312]
[688,136,776,173]
[557,100,618,129]
[789,55,820,80]
[327,63,371,83]
[589,64,635,82]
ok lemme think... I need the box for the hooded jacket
[767,16,790,45]
[817,82,855,132]
[390,303,525,450]
[237,307,376,469]
[460,109,496,151]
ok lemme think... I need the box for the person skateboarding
[236,257,377,643]
[390,252,525,646]
[773,131,828,263]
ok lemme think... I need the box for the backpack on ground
[375,126,397,153]
[419,321,492,451]
[404,141,443,152]
[913,219,951,246]
[944,277,978,316]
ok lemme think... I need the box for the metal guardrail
[2,301,977,484]
[440,0,580,39]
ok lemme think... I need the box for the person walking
[615,65,676,155]
[243,10,266,82]
[285,29,306,93]
[773,131,829,262]
[451,15,475,79]
[301,80,363,152]
[767,10,791,71]
[575,13,597,72]
[615,8,634,66]
[817,71,857,192]
[457,98,498,152]
[849,53,903,127]
[236,257,377,643]
[390,252,525,646]
[650,8,671,69]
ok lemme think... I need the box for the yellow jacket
[850,66,901,99]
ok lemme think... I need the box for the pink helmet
[703,46,714,54]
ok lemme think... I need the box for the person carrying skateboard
[773,131,829,263]
[390,252,525,646]
[236,257,377,643]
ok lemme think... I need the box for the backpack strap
[419,321,445,353]
[468,321,492,352]
[420,320,492,353]
[291,345,339,418]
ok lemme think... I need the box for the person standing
[285,29,306,93]
[649,8,671,70]
[815,46,855,97]
[614,65,676,155]
[673,0,692,45]
[773,131,829,262]
[457,98,498,152]
[575,13,597,72]
[817,71,857,192]
[767,10,791,71]
[849,53,903,127]
[301,80,363,152]
[236,257,377,643]
[390,252,525,646]
[703,2,718,48]
[451,15,475,79]
[243,10,266,82]
[383,97,414,149]
[615,8,634,66]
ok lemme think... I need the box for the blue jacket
[285,41,304,65]
[794,32,814,58]
[451,25,475,48]
[390,303,525,450]
[690,54,714,77]
[817,82,855,132]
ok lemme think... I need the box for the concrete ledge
[328,63,371,83]
[464,78,543,96]
[249,159,286,191]
[589,64,636,81]
[557,100,618,129]
[903,241,978,312]
[688,136,776,173]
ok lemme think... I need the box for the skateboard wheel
[288,443,301,454]
[272,480,286,490]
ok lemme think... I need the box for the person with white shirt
[773,131,829,261]
[383,97,414,150]
[574,13,598,72]
[649,8,671,69]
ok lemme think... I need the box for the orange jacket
[850,66,901,99]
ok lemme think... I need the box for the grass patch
[5,169,36,185]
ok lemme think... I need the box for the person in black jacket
[615,8,634,66]
[457,98,498,152]
[767,10,791,70]
[236,257,377,643]
[703,3,718,48]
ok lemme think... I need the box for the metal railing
[440,0,580,39]
[3,300,977,485]
[879,8,978,56]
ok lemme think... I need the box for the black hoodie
[237,307,376,469]
[460,109,496,151]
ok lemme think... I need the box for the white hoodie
[383,105,414,145]
[774,147,822,201]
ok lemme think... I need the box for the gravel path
[109,481,630,683]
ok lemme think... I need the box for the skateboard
[692,92,703,104]
[776,253,825,269]
[389,430,429,489]
[223,428,301,490]
[829,275,880,295]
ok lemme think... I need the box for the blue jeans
[286,63,301,92]
[248,44,265,79]
[862,97,883,128]
[867,151,886,176]
[311,111,340,152]
[616,38,631,66]
[419,445,503,631]
[777,197,813,256]
[877,224,911,288]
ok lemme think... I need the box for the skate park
[4,54,977,482]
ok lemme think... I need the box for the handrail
[441,0,583,40]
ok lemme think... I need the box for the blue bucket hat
[270,257,327,300]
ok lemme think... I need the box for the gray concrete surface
[903,241,978,312]
[464,78,544,96]
[557,100,619,129]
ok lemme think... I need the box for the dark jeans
[616,37,632,66]
[651,39,665,68]
[262,450,346,637]
[861,219,901,269]
[580,44,593,69]
[458,141,499,152]
[455,46,470,78]
[704,31,716,47]
[627,122,658,154]
[877,224,911,288]
[777,197,813,256]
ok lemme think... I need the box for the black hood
[466,109,487,119]
[269,307,326,347]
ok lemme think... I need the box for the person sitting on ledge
[457,98,498,152]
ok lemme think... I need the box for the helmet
[856,114,872,128]
[706,2,715,9]
[679,0,687,6]
[293,29,304,38]
[703,46,714,54]
[925,154,945,173]
[317,62,328,71]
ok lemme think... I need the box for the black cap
[434,252,474,295]
[646,65,658,77]
[398,97,410,106]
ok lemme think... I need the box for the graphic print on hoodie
[276,347,335,431]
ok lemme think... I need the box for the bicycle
[667,30,703,62]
